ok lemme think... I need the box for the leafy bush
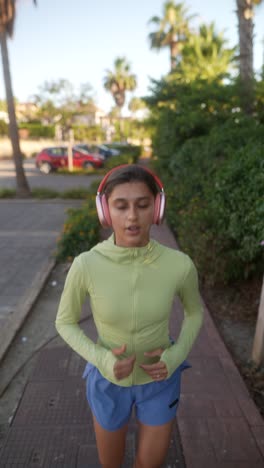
[0,119,8,136]
[73,125,105,142]
[61,188,96,199]
[0,188,16,198]
[147,79,241,166]
[163,126,264,283]
[31,188,59,198]
[207,142,264,280]
[108,143,142,159]
[146,67,264,284]
[56,196,100,261]
[19,123,55,138]
[164,116,263,209]
[104,152,139,170]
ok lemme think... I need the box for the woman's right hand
[112,344,135,380]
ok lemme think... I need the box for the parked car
[35,146,104,174]
[98,144,120,158]
[74,143,120,159]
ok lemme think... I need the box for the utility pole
[68,128,74,172]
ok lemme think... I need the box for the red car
[35,146,104,174]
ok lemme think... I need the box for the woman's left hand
[140,348,168,381]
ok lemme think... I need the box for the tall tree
[33,79,95,137]
[103,57,137,141]
[236,0,263,113]
[0,0,36,196]
[148,1,195,71]
[103,57,137,113]
[177,23,236,82]
[128,97,147,116]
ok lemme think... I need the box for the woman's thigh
[134,419,174,468]
[93,415,129,468]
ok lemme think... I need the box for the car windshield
[75,144,98,154]
[48,147,67,156]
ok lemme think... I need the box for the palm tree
[178,23,236,82]
[103,57,137,140]
[236,0,263,113]
[148,1,195,71]
[103,57,137,112]
[0,0,36,197]
[128,97,147,118]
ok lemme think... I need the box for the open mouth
[126,226,140,235]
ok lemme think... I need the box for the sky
[0,0,263,114]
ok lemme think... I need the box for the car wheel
[39,162,52,174]
[83,162,94,171]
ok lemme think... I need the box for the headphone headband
[97,164,164,195]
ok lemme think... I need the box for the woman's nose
[127,205,137,219]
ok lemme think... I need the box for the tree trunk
[236,0,254,114]
[170,41,179,71]
[0,31,31,197]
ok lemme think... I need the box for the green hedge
[108,143,142,158]
[19,123,55,138]
[146,74,264,283]
[104,151,140,170]
[160,117,264,283]
[72,125,105,142]
[0,119,8,136]
[56,196,100,261]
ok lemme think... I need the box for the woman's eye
[138,204,149,209]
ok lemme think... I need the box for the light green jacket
[55,234,204,386]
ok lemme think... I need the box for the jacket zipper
[131,253,137,385]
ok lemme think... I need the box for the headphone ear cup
[101,194,112,227]
[96,194,112,227]
[153,193,166,225]
[153,194,161,224]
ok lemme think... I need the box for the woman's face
[108,181,155,248]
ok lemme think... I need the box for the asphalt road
[0,158,101,191]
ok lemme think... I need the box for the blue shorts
[82,360,191,431]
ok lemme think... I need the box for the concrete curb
[0,257,56,363]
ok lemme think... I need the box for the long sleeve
[55,255,117,380]
[161,256,204,376]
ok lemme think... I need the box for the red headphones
[96,164,166,228]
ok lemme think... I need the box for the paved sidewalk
[0,199,82,361]
[0,222,264,467]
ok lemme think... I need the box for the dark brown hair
[103,165,159,198]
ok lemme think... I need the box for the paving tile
[212,462,264,467]
[178,394,216,418]
[182,370,233,397]
[13,380,91,427]
[178,418,209,439]
[30,346,88,382]
[183,457,264,468]
[77,445,101,468]
[237,397,264,426]
[250,426,264,458]
[181,437,217,468]
[0,426,93,468]
[30,346,72,381]
[219,357,250,398]
[183,356,223,374]
[207,418,262,462]
[212,397,244,418]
